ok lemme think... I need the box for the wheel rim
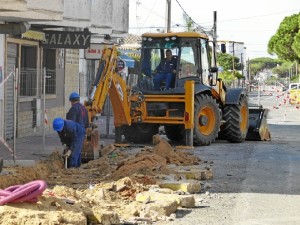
[240,103,248,132]
[198,106,216,135]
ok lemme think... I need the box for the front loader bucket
[246,106,271,141]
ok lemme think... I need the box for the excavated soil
[0,135,208,224]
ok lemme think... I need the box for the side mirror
[209,67,218,73]
[221,43,226,53]
[208,67,218,86]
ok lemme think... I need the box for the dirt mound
[0,135,201,190]
[152,134,200,165]
[109,135,201,181]
[0,135,206,224]
[0,152,63,189]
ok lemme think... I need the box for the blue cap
[53,117,64,132]
[69,92,80,101]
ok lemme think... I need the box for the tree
[217,53,240,70]
[268,13,300,62]
[247,57,283,80]
[294,31,300,57]
[217,52,243,87]
[271,61,293,78]
[250,57,282,69]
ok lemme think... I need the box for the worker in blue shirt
[153,49,177,91]
[53,117,86,168]
[66,92,89,129]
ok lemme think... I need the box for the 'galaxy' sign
[42,30,91,49]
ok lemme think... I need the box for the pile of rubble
[0,135,213,224]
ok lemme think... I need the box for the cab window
[179,39,198,79]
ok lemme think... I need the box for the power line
[217,9,300,23]
[141,0,159,25]
[174,0,208,34]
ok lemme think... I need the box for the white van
[289,83,300,90]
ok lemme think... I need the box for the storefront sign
[41,30,91,49]
[85,44,105,59]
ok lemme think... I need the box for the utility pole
[248,57,251,83]
[297,62,299,82]
[166,0,171,33]
[232,41,235,72]
[212,11,217,67]
[241,53,243,77]
[232,41,236,87]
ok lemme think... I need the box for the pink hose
[0,180,47,206]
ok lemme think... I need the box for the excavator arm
[82,46,131,162]
[84,46,131,126]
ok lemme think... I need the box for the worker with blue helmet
[67,92,89,129]
[53,117,86,168]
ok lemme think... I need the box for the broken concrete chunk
[158,180,201,194]
[92,208,120,225]
[136,191,195,208]
[140,200,178,218]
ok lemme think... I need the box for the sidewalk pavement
[0,132,115,162]
[0,116,116,164]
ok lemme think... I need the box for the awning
[119,54,135,68]
[22,30,45,41]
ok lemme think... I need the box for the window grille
[19,68,37,97]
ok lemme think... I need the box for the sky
[128,0,300,59]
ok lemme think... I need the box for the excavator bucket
[246,105,271,141]
[81,128,100,163]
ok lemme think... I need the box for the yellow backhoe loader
[81,31,270,162]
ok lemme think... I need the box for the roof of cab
[142,32,209,39]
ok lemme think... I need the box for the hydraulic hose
[0,180,47,206]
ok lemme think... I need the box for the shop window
[20,46,37,96]
[43,48,56,94]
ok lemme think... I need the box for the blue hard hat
[69,92,80,101]
[53,117,64,132]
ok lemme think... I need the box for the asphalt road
[156,124,300,225]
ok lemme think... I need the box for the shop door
[5,43,18,140]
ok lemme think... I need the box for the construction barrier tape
[0,180,47,206]
[249,87,300,110]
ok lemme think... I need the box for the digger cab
[135,31,270,143]
[138,32,218,91]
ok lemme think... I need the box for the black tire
[164,124,185,142]
[220,95,249,143]
[123,123,159,143]
[193,94,221,146]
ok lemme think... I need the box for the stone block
[140,200,178,218]
[136,191,195,208]
[93,208,120,225]
[158,180,201,194]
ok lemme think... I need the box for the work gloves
[62,144,71,157]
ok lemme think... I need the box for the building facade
[0,0,129,139]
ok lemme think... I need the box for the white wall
[112,0,129,34]
[27,0,63,13]
[34,0,129,37]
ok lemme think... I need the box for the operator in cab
[53,117,85,168]
[153,49,177,91]
[67,92,89,129]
